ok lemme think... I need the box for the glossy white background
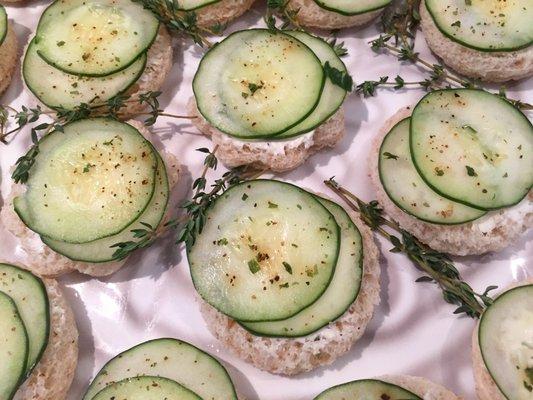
[0,2,531,399]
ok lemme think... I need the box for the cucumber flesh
[176,0,221,11]
[241,196,363,337]
[42,154,169,263]
[14,118,158,244]
[0,264,49,378]
[313,0,391,16]
[193,29,325,139]
[379,118,486,224]
[479,284,533,400]
[0,6,6,47]
[24,38,147,110]
[188,180,340,322]
[0,291,28,400]
[410,89,533,210]
[92,376,202,400]
[83,338,238,400]
[35,0,159,76]
[425,0,533,52]
[314,379,422,399]
[277,31,347,139]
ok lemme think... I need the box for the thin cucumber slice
[0,291,28,400]
[14,118,158,244]
[425,0,533,52]
[277,31,347,139]
[193,29,325,139]
[379,118,486,224]
[479,284,533,400]
[188,180,340,323]
[0,264,49,378]
[24,38,147,110]
[92,376,202,400]
[35,0,159,76]
[313,0,392,16]
[241,196,363,337]
[176,0,221,11]
[0,6,6,47]
[42,154,169,262]
[410,89,533,211]
[84,338,238,400]
[314,379,422,399]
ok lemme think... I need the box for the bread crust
[188,97,345,172]
[0,23,18,95]
[420,1,533,83]
[200,202,381,375]
[368,107,533,256]
[380,375,462,400]
[191,0,257,28]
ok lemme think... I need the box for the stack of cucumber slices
[313,0,392,16]
[193,29,348,140]
[188,179,364,337]
[83,338,238,400]
[314,379,422,399]
[13,118,170,264]
[23,0,159,110]
[0,263,50,400]
[379,89,532,225]
[478,284,533,400]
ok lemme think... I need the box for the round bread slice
[0,22,18,95]
[12,277,78,400]
[378,375,462,400]
[419,1,533,83]
[287,0,383,30]
[188,97,345,173]
[471,278,533,400]
[191,0,257,28]
[0,121,180,277]
[368,107,533,256]
[199,202,380,376]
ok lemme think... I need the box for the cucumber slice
[193,29,325,139]
[0,264,49,378]
[379,118,486,224]
[35,0,159,76]
[92,376,202,400]
[83,338,238,400]
[410,89,533,210]
[176,0,221,11]
[24,38,147,110]
[0,291,28,400]
[313,0,392,16]
[42,154,169,262]
[0,6,6,47]
[241,196,363,337]
[14,118,158,244]
[276,31,347,139]
[314,379,422,399]
[188,180,340,322]
[425,0,533,52]
[479,284,533,400]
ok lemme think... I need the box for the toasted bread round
[0,121,180,277]
[368,107,533,256]
[0,23,18,95]
[190,0,257,28]
[13,277,78,400]
[188,97,345,172]
[471,279,533,400]
[200,205,380,376]
[379,375,462,400]
[420,1,533,83]
[287,0,383,30]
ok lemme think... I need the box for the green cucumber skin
[409,89,533,212]
[314,379,423,400]
[193,29,326,140]
[313,0,392,16]
[187,179,341,323]
[424,0,533,53]
[0,6,6,47]
[176,0,222,11]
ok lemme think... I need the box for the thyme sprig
[325,178,497,318]
[110,222,159,261]
[381,0,421,48]
[265,0,302,31]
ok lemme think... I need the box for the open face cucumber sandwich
[83,338,238,400]
[370,89,532,256]
[0,5,18,96]
[23,0,172,114]
[1,118,180,278]
[473,281,533,400]
[0,263,78,400]
[420,0,533,82]
[172,0,257,27]
[286,0,393,30]
[189,29,350,172]
[187,179,380,375]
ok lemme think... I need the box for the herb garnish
[383,152,399,160]
[283,261,293,274]
[324,62,354,92]
[465,165,477,177]
[248,259,261,274]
